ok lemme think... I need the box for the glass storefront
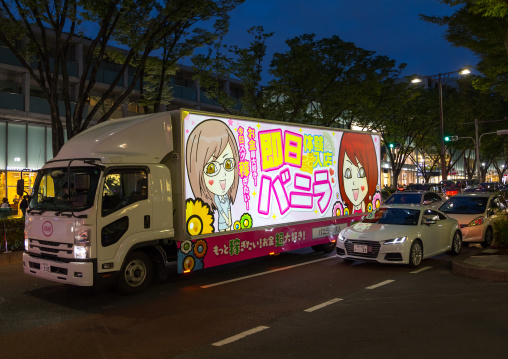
[0,120,52,213]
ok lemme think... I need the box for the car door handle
[144,215,150,229]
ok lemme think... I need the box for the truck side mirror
[17,179,25,196]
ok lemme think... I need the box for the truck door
[97,167,154,266]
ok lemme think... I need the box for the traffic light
[444,136,458,142]
[388,143,400,149]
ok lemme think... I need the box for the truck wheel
[116,251,153,295]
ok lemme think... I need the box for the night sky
[221,0,478,82]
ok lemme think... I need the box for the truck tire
[116,251,154,295]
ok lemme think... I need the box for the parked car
[441,179,480,198]
[479,182,501,192]
[405,183,444,194]
[383,191,444,209]
[438,192,508,247]
[336,205,462,267]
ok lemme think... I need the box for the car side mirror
[423,218,436,225]
[423,200,432,205]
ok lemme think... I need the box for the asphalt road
[1,247,507,359]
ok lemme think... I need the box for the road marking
[212,326,270,347]
[304,298,343,312]
[201,257,335,288]
[366,279,394,289]
[410,266,431,274]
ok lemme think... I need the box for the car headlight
[74,222,91,259]
[467,216,484,227]
[338,231,347,242]
[384,237,407,245]
[24,229,28,250]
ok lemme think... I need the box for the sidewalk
[452,248,508,282]
[0,250,23,266]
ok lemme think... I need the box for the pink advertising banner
[179,112,381,272]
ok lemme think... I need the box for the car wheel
[116,251,153,295]
[481,228,493,248]
[449,231,462,255]
[408,240,423,268]
[321,242,337,253]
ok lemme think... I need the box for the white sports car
[336,205,462,267]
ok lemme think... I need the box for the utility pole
[475,119,480,181]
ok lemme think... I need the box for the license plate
[353,244,368,253]
[42,263,50,273]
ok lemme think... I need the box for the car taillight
[467,216,484,227]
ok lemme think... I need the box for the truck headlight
[74,229,91,259]
[24,229,28,250]
[384,237,407,245]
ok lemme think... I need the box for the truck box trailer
[23,109,381,293]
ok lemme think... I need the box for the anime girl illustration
[338,132,378,214]
[186,119,240,232]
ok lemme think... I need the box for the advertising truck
[23,109,382,294]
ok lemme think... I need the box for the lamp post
[411,69,471,181]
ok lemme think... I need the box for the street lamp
[411,68,471,181]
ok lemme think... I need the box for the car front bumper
[336,239,410,264]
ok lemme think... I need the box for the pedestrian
[19,195,28,217]
[0,198,12,219]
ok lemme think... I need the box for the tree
[0,0,243,156]
[268,34,405,127]
[420,1,508,98]
[365,82,434,188]
[192,26,273,118]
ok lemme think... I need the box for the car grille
[344,240,380,258]
[27,238,73,260]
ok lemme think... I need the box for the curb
[0,251,23,266]
[452,251,508,282]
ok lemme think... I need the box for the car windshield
[363,208,420,225]
[30,167,101,212]
[384,193,421,205]
[439,197,488,214]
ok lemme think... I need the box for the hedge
[0,218,25,252]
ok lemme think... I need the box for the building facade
[0,38,243,203]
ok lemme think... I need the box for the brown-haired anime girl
[338,132,378,214]
[186,119,240,231]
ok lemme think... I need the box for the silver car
[438,192,508,247]
[384,191,444,209]
[336,205,462,267]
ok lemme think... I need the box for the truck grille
[27,238,73,259]
[344,240,380,259]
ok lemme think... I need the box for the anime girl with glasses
[186,119,240,231]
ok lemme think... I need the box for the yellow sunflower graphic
[186,198,215,235]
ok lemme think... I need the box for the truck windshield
[30,167,101,212]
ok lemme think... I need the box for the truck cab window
[102,168,148,216]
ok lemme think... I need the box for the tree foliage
[0,0,243,156]
[420,1,508,98]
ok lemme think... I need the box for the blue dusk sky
[220,0,478,81]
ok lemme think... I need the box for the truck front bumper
[23,253,94,286]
